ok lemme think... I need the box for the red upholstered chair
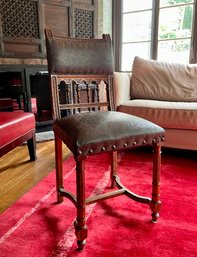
[45,28,165,250]
[0,112,36,161]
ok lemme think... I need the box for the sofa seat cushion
[131,56,197,102]
[118,99,197,130]
[0,112,35,148]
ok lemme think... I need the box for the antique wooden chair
[45,28,165,250]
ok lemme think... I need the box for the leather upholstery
[45,28,114,75]
[0,112,35,147]
[54,111,165,157]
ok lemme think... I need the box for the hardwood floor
[0,140,71,214]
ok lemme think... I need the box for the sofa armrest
[113,72,131,109]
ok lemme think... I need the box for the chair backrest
[45,28,115,120]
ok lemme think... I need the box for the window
[115,0,197,71]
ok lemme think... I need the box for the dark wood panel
[4,43,41,55]
[43,4,70,35]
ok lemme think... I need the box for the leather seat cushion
[53,111,165,157]
[0,112,35,147]
[118,99,197,130]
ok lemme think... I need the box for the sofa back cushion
[131,56,197,102]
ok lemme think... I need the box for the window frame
[113,0,197,71]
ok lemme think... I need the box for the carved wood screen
[74,8,94,38]
[1,0,39,38]
[0,0,98,58]
[0,0,44,58]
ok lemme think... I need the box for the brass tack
[133,141,137,146]
[162,137,165,141]
[78,150,82,155]
[111,145,116,149]
[123,142,128,147]
[152,139,156,143]
[143,140,147,144]
[101,146,106,151]
[89,149,94,154]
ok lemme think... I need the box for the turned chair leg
[55,134,64,203]
[74,159,88,250]
[150,144,162,223]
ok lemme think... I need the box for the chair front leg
[74,158,87,250]
[150,144,162,223]
[55,134,64,203]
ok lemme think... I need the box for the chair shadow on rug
[45,27,165,250]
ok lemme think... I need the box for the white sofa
[113,56,197,151]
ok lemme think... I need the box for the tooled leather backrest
[45,28,114,75]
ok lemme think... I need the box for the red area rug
[0,149,196,257]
